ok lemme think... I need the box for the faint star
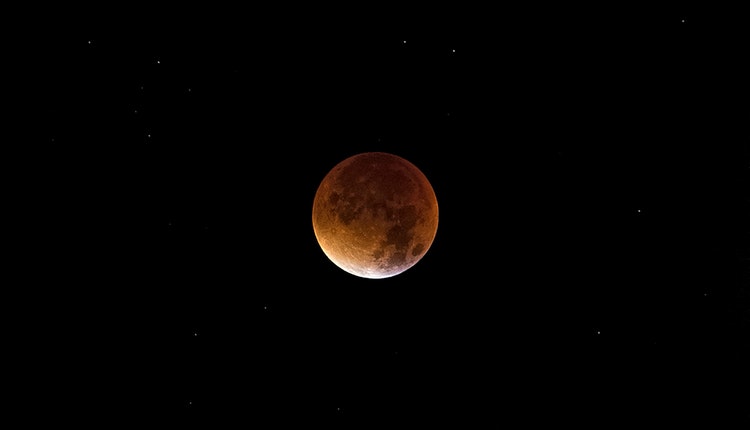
[88,40,92,45]
[681,19,686,23]
[403,40,407,44]
[452,49,456,53]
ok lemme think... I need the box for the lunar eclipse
[312,152,439,279]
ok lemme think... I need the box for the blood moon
[312,152,439,279]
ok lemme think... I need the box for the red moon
[312,152,439,279]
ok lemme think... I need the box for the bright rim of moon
[312,152,439,279]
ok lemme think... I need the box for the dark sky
[22,3,749,427]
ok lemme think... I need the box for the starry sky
[26,4,749,427]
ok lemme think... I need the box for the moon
[312,152,439,279]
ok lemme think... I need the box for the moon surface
[312,152,439,279]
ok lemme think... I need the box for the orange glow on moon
[312,152,439,279]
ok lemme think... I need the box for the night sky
[25,4,749,427]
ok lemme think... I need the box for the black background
[20,3,750,427]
